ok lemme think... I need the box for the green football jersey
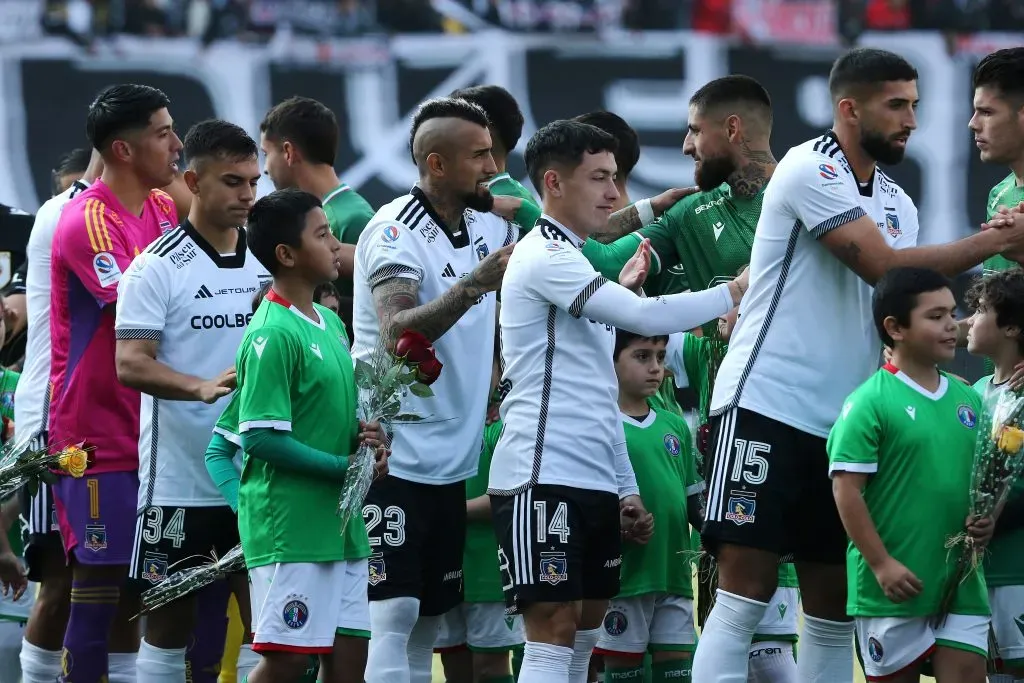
[463,420,507,603]
[618,408,702,598]
[974,375,1024,587]
[582,183,759,330]
[674,334,797,588]
[323,183,375,297]
[236,297,370,567]
[0,368,18,421]
[213,393,240,446]
[487,172,542,236]
[828,368,987,617]
[983,173,1024,275]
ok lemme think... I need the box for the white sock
[747,641,797,683]
[691,589,768,683]
[797,615,854,683]
[366,596,421,683]
[108,650,138,683]
[237,644,260,683]
[990,675,1015,683]
[518,640,573,683]
[568,627,601,683]
[136,638,187,682]
[407,614,441,683]
[19,638,62,683]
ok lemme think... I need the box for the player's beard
[695,154,736,191]
[860,128,906,166]
[462,187,495,213]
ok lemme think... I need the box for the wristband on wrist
[636,198,655,226]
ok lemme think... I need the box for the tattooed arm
[590,187,701,244]
[372,243,515,348]
[372,276,485,349]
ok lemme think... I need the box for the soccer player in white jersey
[16,148,102,683]
[114,119,268,683]
[352,96,515,683]
[487,119,745,683]
[692,47,1024,683]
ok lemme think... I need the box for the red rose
[394,330,435,364]
[416,357,443,385]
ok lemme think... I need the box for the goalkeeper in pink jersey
[45,84,181,683]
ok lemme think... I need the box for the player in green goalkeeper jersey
[964,269,1024,683]
[593,330,703,683]
[581,76,774,316]
[260,97,375,297]
[969,48,1024,276]
[829,267,993,683]
[665,307,799,683]
[234,189,387,683]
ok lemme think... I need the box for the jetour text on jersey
[191,312,254,330]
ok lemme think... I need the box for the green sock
[605,664,645,682]
[480,676,515,683]
[651,658,692,682]
[512,644,524,680]
[643,652,654,683]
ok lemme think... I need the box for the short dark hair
[314,282,340,305]
[183,119,257,169]
[973,48,1024,104]
[246,189,323,275]
[872,267,952,347]
[828,48,918,102]
[451,85,524,154]
[689,75,773,127]
[614,329,669,361]
[409,97,490,164]
[966,268,1024,355]
[252,280,273,313]
[524,120,618,196]
[86,84,171,152]
[52,147,92,194]
[573,111,640,181]
[260,97,339,167]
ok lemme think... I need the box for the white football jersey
[711,131,920,438]
[15,180,90,441]
[352,187,516,485]
[115,222,271,508]
[487,216,637,497]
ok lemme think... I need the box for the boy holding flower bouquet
[828,267,992,683]
[966,267,1024,683]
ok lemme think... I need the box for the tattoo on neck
[421,186,465,231]
[728,139,776,198]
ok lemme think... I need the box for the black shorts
[701,406,845,564]
[363,476,466,617]
[129,505,240,589]
[21,480,62,582]
[491,484,621,615]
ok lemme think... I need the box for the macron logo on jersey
[906,405,916,421]
[309,343,322,360]
[252,336,268,358]
[713,221,725,241]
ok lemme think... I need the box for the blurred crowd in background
[22,0,1024,44]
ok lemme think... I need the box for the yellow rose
[58,446,89,478]
[997,426,1024,455]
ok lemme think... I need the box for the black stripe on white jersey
[812,131,841,157]
[145,227,186,256]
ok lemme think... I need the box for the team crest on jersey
[0,391,13,414]
[142,551,168,583]
[538,552,567,585]
[663,433,681,456]
[957,404,977,428]
[885,213,901,237]
[283,597,309,629]
[818,163,838,180]
[867,636,884,662]
[476,243,490,261]
[603,610,628,636]
[381,225,401,243]
[368,553,387,586]
[724,491,756,526]
[84,524,107,551]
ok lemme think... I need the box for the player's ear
[274,243,297,270]
[882,315,904,344]
[110,138,132,165]
[282,140,297,166]
[183,169,200,195]
[725,114,742,143]
[836,97,859,125]
[543,168,561,198]
[426,152,444,178]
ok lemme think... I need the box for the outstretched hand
[619,238,652,294]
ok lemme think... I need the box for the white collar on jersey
[536,214,585,250]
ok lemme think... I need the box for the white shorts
[990,585,1024,663]
[0,581,37,624]
[595,593,697,655]
[435,602,525,651]
[249,560,370,653]
[753,587,799,638]
[855,613,990,680]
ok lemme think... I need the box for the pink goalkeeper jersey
[48,180,177,474]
